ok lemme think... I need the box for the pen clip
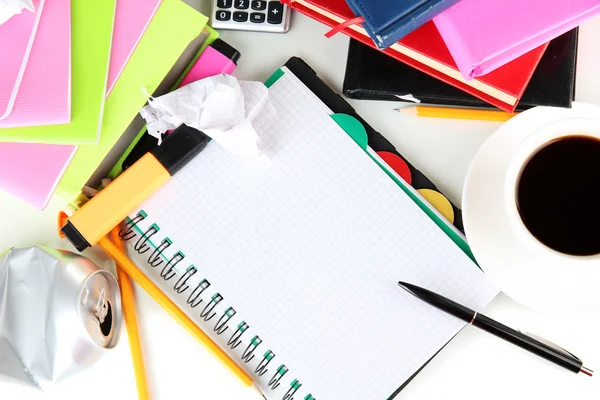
[522,331,580,361]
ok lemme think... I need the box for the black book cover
[343,29,578,110]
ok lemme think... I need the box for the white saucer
[462,103,600,313]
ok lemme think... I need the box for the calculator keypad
[233,11,249,21]
[251,0,266,10]
[216,10,231,20]
[267,1,284,24]
[250,12,265,22]
[212,0,290,32]
[234,0,249,9]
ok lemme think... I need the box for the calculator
[211,0,291,33]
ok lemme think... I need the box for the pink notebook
[434,0,600,79]
[0,0,70,128]
[0,143,76,209]
[106,0,162,95]
[0,0,161,209]
[0,0,44,119]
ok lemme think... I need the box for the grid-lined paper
[127,68,499,400]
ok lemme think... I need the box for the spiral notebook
[123,67,498,399]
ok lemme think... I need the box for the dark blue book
[345,0,461,49]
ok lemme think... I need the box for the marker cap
[151,125,209,175]
[210,38,241,65]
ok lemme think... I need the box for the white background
[1,1,599,399]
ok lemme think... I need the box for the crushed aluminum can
[0,246,122,389]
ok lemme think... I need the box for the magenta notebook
[0,0,161,209]
[106,0,162,95]
[434,0,600,79]
[0,0,70,128]
[0,143,77,209]
[0,0,44,119]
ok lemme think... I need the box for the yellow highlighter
[61,125,208,252]
[60,126,264,396]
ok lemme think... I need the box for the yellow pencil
[109,228,150,400]
[398,105,518,122]
[97,235,262,395]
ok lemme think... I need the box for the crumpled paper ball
[0,247,121,389]
[140,73,276,160]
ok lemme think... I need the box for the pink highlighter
[179,38,239,85]
[121,39,240,170]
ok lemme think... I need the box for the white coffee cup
[462,103,600,312]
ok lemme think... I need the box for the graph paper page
[129,68,499,399]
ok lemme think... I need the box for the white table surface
[2,2,600,399]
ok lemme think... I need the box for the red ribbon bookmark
[324,16,365,38]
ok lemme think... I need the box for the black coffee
[517,136,600,256]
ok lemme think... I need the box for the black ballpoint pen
[397,281,593,376]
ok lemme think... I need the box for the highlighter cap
[211,38,241,65]
[151,125,209,175]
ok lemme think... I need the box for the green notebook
[55,0,210,203]
[0,0,115,145]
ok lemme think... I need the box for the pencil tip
[397,107,418,116]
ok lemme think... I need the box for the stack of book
[283,0,600,113]
[0,0,209,209]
